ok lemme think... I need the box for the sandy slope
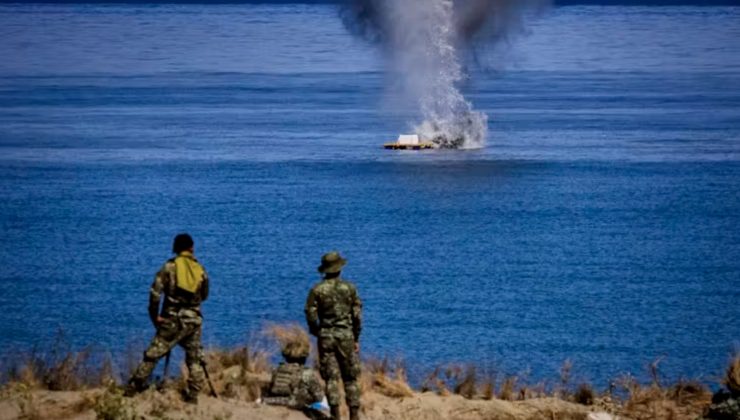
[0,388,598,420]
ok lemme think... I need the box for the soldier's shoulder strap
[163,258,177,273]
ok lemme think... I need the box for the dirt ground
[0,387,603,420]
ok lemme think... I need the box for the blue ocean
[1,3,739,385]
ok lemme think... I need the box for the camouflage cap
[317,251,347,274]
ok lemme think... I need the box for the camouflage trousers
[130,313,205,395]
[317,330,361,409]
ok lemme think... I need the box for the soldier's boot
[123,378,146,397]
[180,388,198,405]
[329,405,341,420]
[349,406,360,420]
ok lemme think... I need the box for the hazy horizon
[0,0,739,5]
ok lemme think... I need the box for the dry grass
[724,353,740,395]
[421,365,478,397]
[204,346,271,401]
[420,364,538,401]
[361,358,414,398]
[560,360,573,387]
[452,366,478,399]
[421,367,450,396]
[121,340,147,380]
[480,373,495,400]
[1,334,118,392]
[206,346,271,375]
[572,383,595,406]
[517,381,548,400]
[613,360,712,420]
[0,324,727,420]
[411,356,714,419]
[263,323,311,360]
[419,365,564,402]
[498,375,518,401]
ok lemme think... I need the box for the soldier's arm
[148,265,167,327]
[304,287,320,337]
[200,270,210,302]
[307,370,325,403]
[351,285,362,341]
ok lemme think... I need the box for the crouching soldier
[125,233,210,404]
[305,251,362,420]
[263,341,330,420]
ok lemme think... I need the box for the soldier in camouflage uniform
[263,341,329,420]
[704,360,740,420]
[305,251,362,420]
[125,233,210,403]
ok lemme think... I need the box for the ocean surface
[1,3,739,385]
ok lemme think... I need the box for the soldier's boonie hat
[318,251,347,274]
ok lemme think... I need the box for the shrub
[93,384,134,420]
[573,383,595,406]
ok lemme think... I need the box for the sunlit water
[1,4,739,384]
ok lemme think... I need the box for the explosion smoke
[341,0,548,149]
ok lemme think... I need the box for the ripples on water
[0,4,739,383]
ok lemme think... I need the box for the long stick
[157,350,171,391]
[201,359,218,398]
[162,350,171,380]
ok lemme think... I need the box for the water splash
[341,0,547,149]
[400,0,487,149]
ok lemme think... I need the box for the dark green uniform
[264,362,325,409]
[128,251,209,397]
[305,275,362,411]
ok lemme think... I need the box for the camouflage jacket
[305,277,362,340]
[264,362,325,409]
[148,253,209,325]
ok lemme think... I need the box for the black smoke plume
[340,0,549,148]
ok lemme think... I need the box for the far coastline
[1,0,739,6]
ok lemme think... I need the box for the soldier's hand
[354,342,360,353]
[156,316,166,325]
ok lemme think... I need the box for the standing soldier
[305,251,362,420]
[125,233,210,404]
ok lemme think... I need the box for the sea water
[0,3,739,384]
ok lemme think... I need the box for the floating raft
[383,134,436,150]
[383,142,435,150]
